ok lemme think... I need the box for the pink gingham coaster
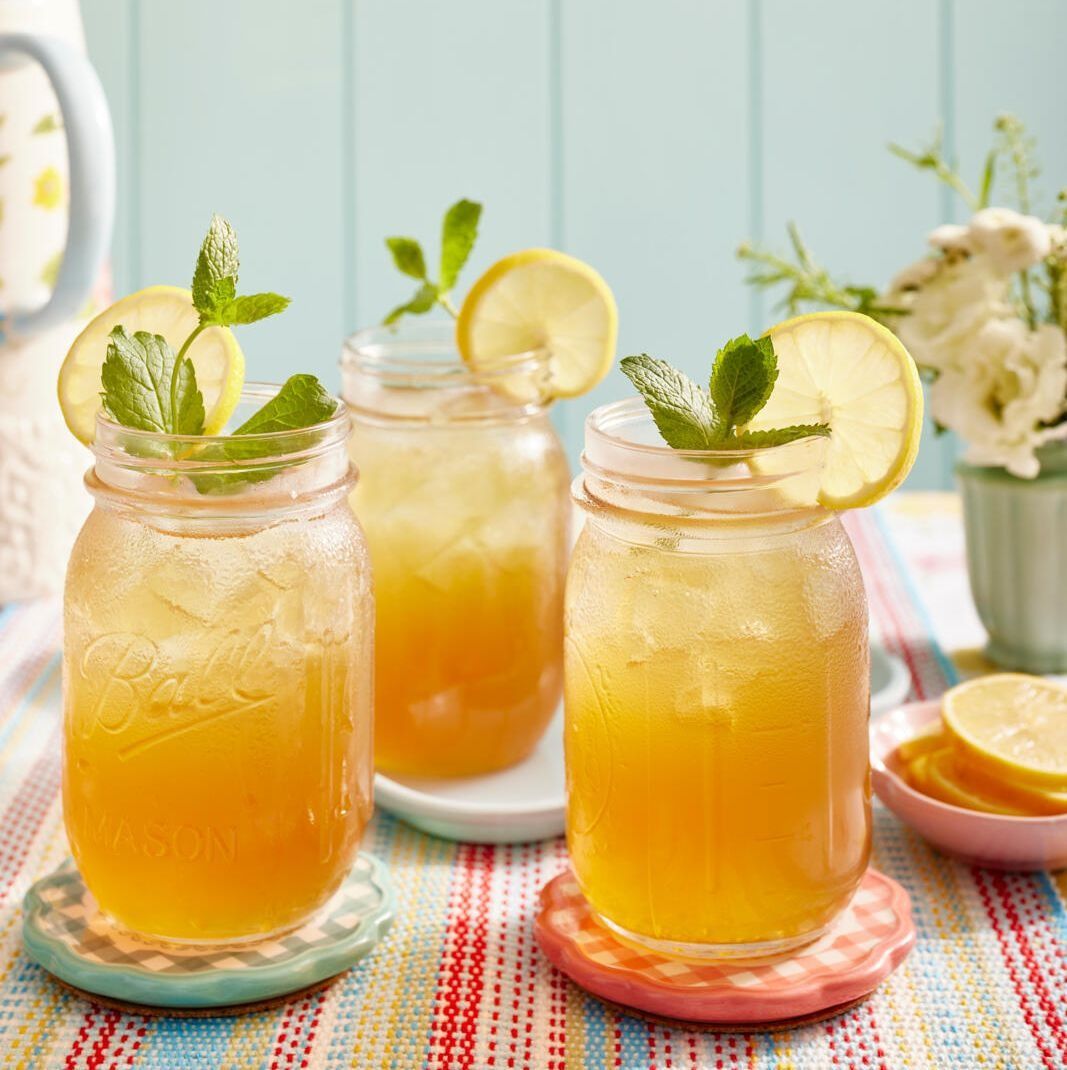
[534,869,914,1026]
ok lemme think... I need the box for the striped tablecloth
[1,492,1065,1069]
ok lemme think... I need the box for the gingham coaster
[535,868,914,1025]
[22,852,394,1010]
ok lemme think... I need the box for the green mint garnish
[100,216,336,493]
[190,374,339,495]
[229,373,338,437]
[383,198,482,324]
[617,354,718,449]
[101,215,292,437]
[620,334,830,450]
[100,326,205,435]
[190,214,290,329]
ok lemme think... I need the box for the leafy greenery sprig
[382,199,482,324]
[99,216,337,492]
[620,335,829,451]
[737,223,906,324]
[738,113,1058,330]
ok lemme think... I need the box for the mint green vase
[958,446,1067,672]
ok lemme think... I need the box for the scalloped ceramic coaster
[22,852,394,1012]
[535,868,914,1028]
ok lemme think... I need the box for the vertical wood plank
[350,0,552,332]
[951,0,1067,487]
[82,0,137,297]
[760,0,951,489]
[558,0,751,457]
[136,0,345,386]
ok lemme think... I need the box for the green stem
[1019,270,1038,329]
[438,293,459,319]
[170,321,207,422]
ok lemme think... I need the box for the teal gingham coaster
[22,852,394,1010]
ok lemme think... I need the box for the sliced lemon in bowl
[747,311,924,510]
[456,248,617,399]
[942,673,1067,791]
[58,285,245,444]
[921,746,1032,816]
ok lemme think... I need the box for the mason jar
[342,321,571,778]
[63,385,374,944]
[565,398,870,960]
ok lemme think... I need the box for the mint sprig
[383,198,482,325]
[620,334,830,450]
[189,374,339,495]
[99,216,336,494]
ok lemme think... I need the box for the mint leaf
[708,334,777,439]
[383,281,438,326]
[190,374,338,494]
[231,373,337,436]
[100,326,204,435]
[439,199,482,291]
[386,237,427,280]
[736,424,830,448]
[211,292,291,326]
[620,354,717,450]
[192,214,239,316]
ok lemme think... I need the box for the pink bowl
[871,700,1067,871]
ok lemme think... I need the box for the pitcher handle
[0,33,115,338]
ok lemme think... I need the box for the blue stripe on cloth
[581,985,609,1069]
[872,507,959,687]
[0,652,60,754]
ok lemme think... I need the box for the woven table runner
[0,492,1063,1069]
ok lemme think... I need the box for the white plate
[375,643,910,845]
[374,710,565,844]
[870,642,912,717]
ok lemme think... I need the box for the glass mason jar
[565,399,871,960]
[63,386,374,944]
[342,321,571,778]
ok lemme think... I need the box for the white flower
[930,321,1067,478]
[891,253,1012,372]
[968,207,1052,276]
[928,223,975,257]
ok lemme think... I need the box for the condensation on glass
[63,386,373,944]
[565,399,871,960]
[342,321,570,778]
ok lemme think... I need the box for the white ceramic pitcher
[0,0,114,601]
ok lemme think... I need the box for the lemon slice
[58,285,245,444]
[942,674,1067,790]
[921,747,1031,816]
[896,723,945,764]
[456,248,617,399]
[749,311,924,509]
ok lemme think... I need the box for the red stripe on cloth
[63,1008,122,1070]
[973,868,1060,1069]
[845,512,951,698]
[0,610,58,723]
[543,838,568,1070]
[269,990,329,1069]
[990,871,1067,1064]
[428,842,494,1069]
[0,723,61,898]
[846,515,927,697]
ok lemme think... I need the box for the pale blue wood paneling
[135,0,346,387]
[759,0,952,490]
[78,1,1067,487]
[952,0,1067,220]
[350,0,553,334]
[556,0,751,452]
[81,0,137,298]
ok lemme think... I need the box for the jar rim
[92,381,349,463]
[584,397,829,480]
[341,318,548,385]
